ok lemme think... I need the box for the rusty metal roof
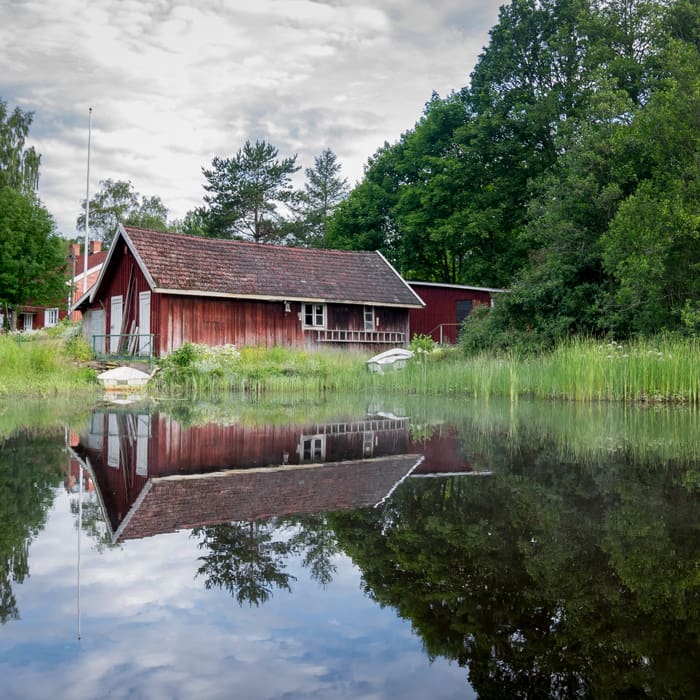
[120,226,423,308]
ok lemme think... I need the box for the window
[44,307,59,327]
[302,303,326,328]
[364,306,374,331]
[22,313,33,331]
[299,434,325,462]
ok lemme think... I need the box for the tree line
[78,143,349,247]
[327,0,700,346]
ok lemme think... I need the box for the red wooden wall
[408,283,497,344]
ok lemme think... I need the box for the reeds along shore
[2,330,699,403]
[154,336,700,404]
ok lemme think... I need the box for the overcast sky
[0,0,503,239]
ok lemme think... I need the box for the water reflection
[69,408,486,544]
[2,398,700,698]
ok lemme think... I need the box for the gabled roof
[90,225,424,308]
[112,455,423,542]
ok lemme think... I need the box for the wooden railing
[308,329,405,344]
[90,333,155,362]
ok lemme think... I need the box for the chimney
[89,240,102,255]
[69,243,80,258]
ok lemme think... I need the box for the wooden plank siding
[158,295,301,354]
[408,282,502,345]
[78,226,423,356]
[156,298,410,354]
[100,243,152,350]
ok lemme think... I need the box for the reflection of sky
[1,490,475,699]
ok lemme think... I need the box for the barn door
[88,309,106,354]
[456,300,473,333]
[110,295,123,354]
[138,291,151,356]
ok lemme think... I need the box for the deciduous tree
[0,188,66,330]
[76,179,169,245]
[0,99,40,194]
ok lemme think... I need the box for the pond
[0,394,699,699]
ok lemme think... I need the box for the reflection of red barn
[71,411,421,542]
[407,281,506,345]
[409,425,490,477]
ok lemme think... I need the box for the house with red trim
[76,225,424,357]
[407,281,507,345]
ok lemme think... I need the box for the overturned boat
[366,348,414,374]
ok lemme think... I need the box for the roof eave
[153,288,424,308]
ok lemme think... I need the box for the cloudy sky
[1,0,503,239]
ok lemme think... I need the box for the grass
[154,336,700,404]
[2,327,698,404]
[0,326,99,398]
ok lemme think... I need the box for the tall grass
[154,336,700,404]
[0,330,98,397]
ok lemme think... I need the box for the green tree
[0,430,64,623]
[77,179,169,245]
[289,148,349,247]
[201,140,299,243]
[325,140,403,262]
[602,45,700,334]
[193,521,296,606]
[0,99,40,194]
[171,207,208,237]
[0,188,67,330]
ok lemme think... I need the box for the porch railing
[90,333,155,362]
[308,329,405,344]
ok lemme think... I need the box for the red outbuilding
[407,281,507,345]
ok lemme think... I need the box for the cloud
[0,0,501,237]
[1,489,477,699]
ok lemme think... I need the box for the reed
[153,336,700,403]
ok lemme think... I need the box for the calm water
[1,395,699,699]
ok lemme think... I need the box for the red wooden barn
[407,281,506,345]
[76,225,424,357]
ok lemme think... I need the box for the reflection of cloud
[0,0,500,237]
[1,490,476,698]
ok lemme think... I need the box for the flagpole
[83,107,92,295]
[77,460,82,641]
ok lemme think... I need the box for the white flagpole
[77,461,82,641]
[83,107,92,295]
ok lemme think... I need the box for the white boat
[97,366,156,390]
[366,348,414,374]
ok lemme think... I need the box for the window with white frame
[302,303,326,328]
[299,434,326,462]
[44,307,59,327]
[363,306,374,331]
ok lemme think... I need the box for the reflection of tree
[0,432,63,623]
[330,440,700,699]
[69,497,118,554]
[193,522,296,606]
[284,514,340,587]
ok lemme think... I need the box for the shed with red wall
[407,281,507,345]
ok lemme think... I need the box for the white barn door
[110,295,123,354]
[138,291,151,356]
